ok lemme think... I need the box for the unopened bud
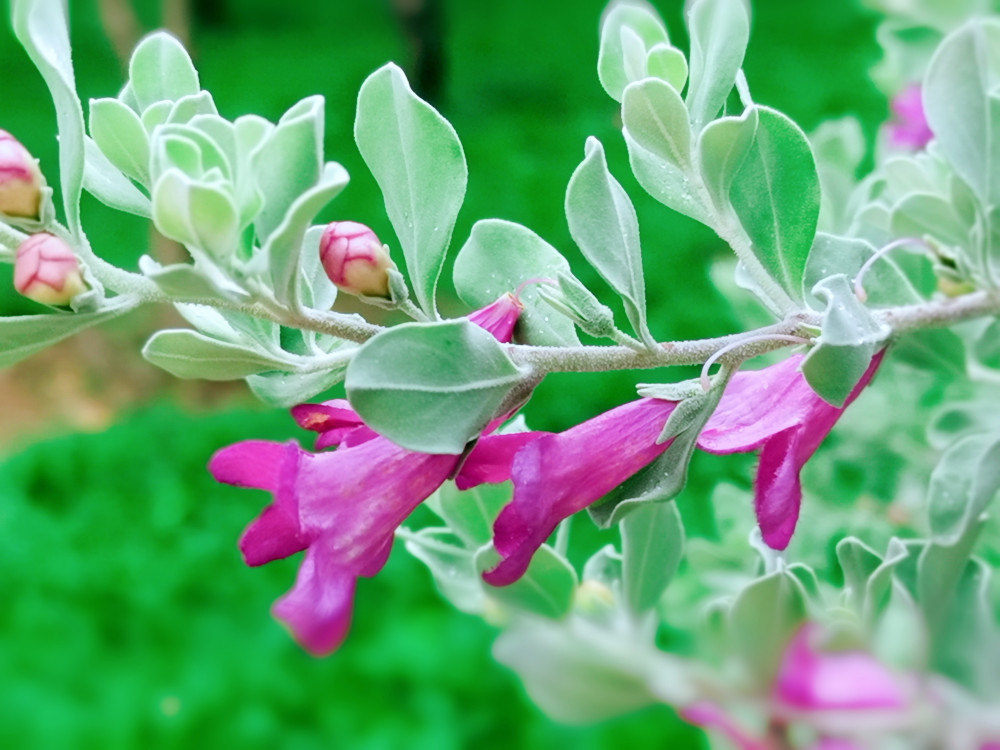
[14,232,87,305]
[319,221,393,297]
[467,292,524,343]
[0,130,43,218]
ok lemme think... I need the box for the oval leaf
[729,106,820,303]
[597,2,670,102]
[622,78,692,171]
[89,97,151,186]
[697,107,758,211]
[345,320,524,454]
[355,63,467,317]
[924,20,1000,206]
[142,329,288,380]
[685,0,750,131]
[621,501,684,614]
[566,137,652,346]
[453,219,579,346]
[928,432,1000,546]
[128,31,200,112]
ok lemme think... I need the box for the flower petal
[698,355,808,452]
[753,427,803,549]
[700,352,884,549]
[290,400,376,450]
[454,431,547,490]
[239,502,309,566]
[272,544,357,656]
[775,625,906,712]
[208,440,290,491]
[484,398,676,586]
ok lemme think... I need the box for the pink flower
[210,294,537,654]
[319,220,394,297]
[0,129,43,218]
[682,624,905,749]
[482,397,678,586]
[13,232,86,305]
[887,83,932,150]
[210,401,538,655]
[773,625,906,713]
[466,291,523,343]
[484,352,883,585]
[698,351,883,550]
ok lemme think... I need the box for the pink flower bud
[319,221,393,297]
[0,130,43,218]
[467,292,524,343]
[14,232,87,305]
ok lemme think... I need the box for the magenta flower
[466,291,523,344]
[14,232,87,305]
[887,83,932,150]
[682,624,906,748]
[484,352,883,585]
[773,625,906,714]
[482,397,678,586]
[210,293,537,654]
[698,351,883,550]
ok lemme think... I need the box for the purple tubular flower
[887,83,932,150]
[485,352,883,586]
[698,351,883,550]
[210,292,538,654]
[482,398,678,586]
[773,625,906,713]
[466,291,523,343]
[210,434,458,654]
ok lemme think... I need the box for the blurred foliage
[0,0,890,746]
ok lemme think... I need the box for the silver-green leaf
[345,320,524,454]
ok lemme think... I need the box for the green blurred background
[0,0,888,747]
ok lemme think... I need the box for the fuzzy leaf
[251,96,324,244]
[453,219,579,346]
[729,570,807,685]
[927,432,1000,546]
[475,544,576,619]
[89,98,151,186]
[0,299,136,369]
[355,63,467,317]
[566,137,652,346]
[142,329,289,380]
[345,320,524,454]
[622,78,691,171]
[729,106,820,303]
[924,20,1000,206]
[82,137,152,217]
[697,107,758,211]
[620,502,684,613]
[597,2,670,102]
[800,274,889,406]
[12,0,84,238]
[128,31,200,112]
